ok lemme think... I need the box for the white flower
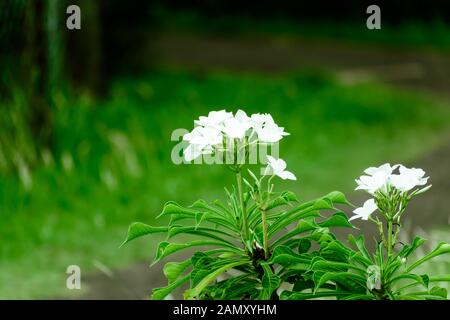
[183,126,223,161]
[355,163,430,195]
[184,126,223,146]
[194,110,233,128]
[222,110,252,139]
[183,109,291,162]
[247,113,289,143]
[355,171,390,194]
[256,122,289,143]
[350,198,377,221]
[249,113,274,130]
[364,163,398,176]
[390,165,429,192]
[264,155,296,180]
[183,143,212,161]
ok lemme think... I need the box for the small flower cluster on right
[351,163,431,221]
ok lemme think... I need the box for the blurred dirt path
[151,33,450,97]
[77,34,450,299]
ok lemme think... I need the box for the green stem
[261,208,269,259]
[387,219,393,258]
[236,170,248,242]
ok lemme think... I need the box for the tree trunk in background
[65,0,104,94]
[26,0,53,157]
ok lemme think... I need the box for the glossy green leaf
[167,225,237,245]
[259,264,281,300]
[323,191,352,206]
[319,212,353,229]
[315,271,367,293]
[390,273,428,289]
[184,261,248,299]
[120,222,168,247]
[348,234,371,262]
[407,242,450,272]
[152,274,190,300]
[152,240,240,265]
[281,290,353,300]
[396,236,426,259]
[298,238,312,254]
[430,286,448,299]
[267,245,312,270]
[163,258,192,284]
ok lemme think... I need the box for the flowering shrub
[123,110,450,300]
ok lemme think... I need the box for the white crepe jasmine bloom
[184,126,223,146]
[222,110,252,139]
[390,165,429,192]
[183,143,212,161]
[194,110,233,128]
[355,171,390,194]
[350,198,378,221]
[248,113,289,143]
[364,163,399,176]
[264,155,296,180]
[256,123,289,143]
[183,126,223,161]
[235,109,251,124]
[250,113,274,130]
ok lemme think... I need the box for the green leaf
[298,238,312,254]
[396,295,425,300]
[153,240,240,265]
[311,199,334,210]
[292,278,315,292]
[407,242,450,272]
[309,259,367,274]
[315,271,367,293]
[270,218,319,249]
[319,212,353,229]
[320,240,359,264]
[162,200,238,231]
[429,274,450,283]
[340,294,373,300]
[184,261,247,299]
[268,207,321,237]
[280,290,353,300]
[152,275,190,300]
[158,201,199,219]
[323,191,352,206]
[267,245,312,270]
[259,264,281,300]
[167,225,236,245]
[390,273,428,289]
[430,286,448,299]
[163,259,192,284]
[266,191,299,211]
[348,234,372,262]
[189,252,247,288]
[120,222,168,247]
[396,236,426,259]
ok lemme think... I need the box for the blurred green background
[1,0,449,299]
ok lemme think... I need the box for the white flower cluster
[350,163,430,221]
[183,109,289,162]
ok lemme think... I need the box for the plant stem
[261,208,269,259]
[236,170,248,241]
[387,219,393,258]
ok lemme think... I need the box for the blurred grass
[1,69,450,298]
